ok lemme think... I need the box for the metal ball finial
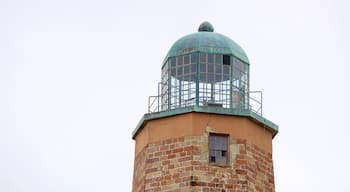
[198,21,214,32]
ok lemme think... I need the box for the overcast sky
[1,0,349,191]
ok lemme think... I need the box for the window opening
[223,55,230,65]
[209,133,229,164]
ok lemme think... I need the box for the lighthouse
[132,22,278,192]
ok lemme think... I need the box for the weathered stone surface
[133,135,275,192]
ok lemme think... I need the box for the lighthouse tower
[132,22,278,192]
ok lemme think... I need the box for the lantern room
[150,22,255,114]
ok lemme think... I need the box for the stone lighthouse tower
[132,22,278,192]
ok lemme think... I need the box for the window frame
[208,133,229,164]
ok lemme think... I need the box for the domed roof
[166,22,249,64]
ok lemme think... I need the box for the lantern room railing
[148,87,263,117]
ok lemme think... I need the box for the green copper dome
[166,22,249,64]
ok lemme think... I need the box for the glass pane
[170,58,176,67]
[207,74,214,83]
[215,64,222,74]
[171,68,176,76]
[200,53,207,63]
[191,53,198,63]
[223,75,229,81]
[200,64,206,73]
[215,74,221,82]
[209,135,227,150]
[216,151,226,163]
[177,56,183,65]
[208,54,214,64]
[183,75,190,82]
[190,74,196,82]
[191,64,197,73]
[177,67,183,76]
[209,150,227,163]
[199,73,206,82]
[223,66,230,75]
[215,54,222,64]
[184,55,190,64]
[184,65,190,74]
[208,64,214,73]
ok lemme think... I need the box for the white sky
[1,0,349,191]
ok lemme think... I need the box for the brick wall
[132,135,274,192]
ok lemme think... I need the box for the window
[223,55,230,65]
[209,133,229,164]
[208,54,214,64]
[215,54,222,64]
[190,53,198,64]
[184,55,190,64]
[170,57,176,67]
